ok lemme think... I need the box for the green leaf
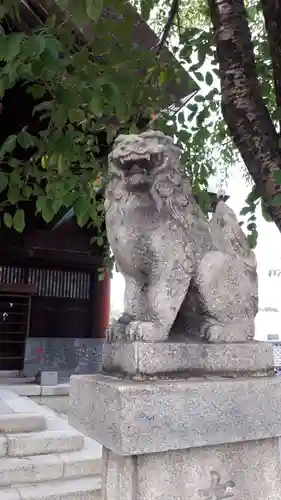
[33,101,53,115]
[194,71,204,82]
[129,124,139,134]
[34,35,46,55]
[194,96,205,104]
[27,84,46,99]
[36,196,47,213]
[159,70,167,87]
[52,199,63,214]
[67,108,85,123]
[205,72,213,86]
[196,109,208,126]
[0,135,17,157]
[13,208,25,233]
[246,186,260,203]
[140,0,154,20]
[178,129,190,143]
[86,0,103,21]
[8,158,19,168]
[178,111,185,124]
[247,222,256,231]
[17,131,35,149]
[74,196,89,218]
[247,230,258,249]
[44,37,62,59]
[187,104,197,113]
[98,271,105,281]
[198,44,208,65]
[269,193,281,206]
[42,201,55,223]
[8,185,20,204]
[0,171,8,193]
[63,177,77,192]
[67,0,88,26]
[106,125,117,145]
[273,169,281,184]
[22,35,46,57]
[3,212,13,228]
[272,108,281,121]
[261,200,272,222]
[2,33,24,61]
[33,185,44,197]
[9,169,21,186]
[22,185,33,199]
[77,212,90,227]
[89,96,103,118]
[240,206,253,216]
[63,191,78,206]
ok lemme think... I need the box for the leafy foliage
[142,0,281,247]
[0,0,193,239]
[2,0,280,252]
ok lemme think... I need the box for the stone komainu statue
[105,130,258,343]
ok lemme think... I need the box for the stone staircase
[0,390,101,500]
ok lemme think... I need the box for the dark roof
[10,0,197,112]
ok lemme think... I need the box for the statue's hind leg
[196,251,258,343]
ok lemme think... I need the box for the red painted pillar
[98,268,111,337]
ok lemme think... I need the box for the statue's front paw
[201,320,255,343]
[106,323,125,342]
[106,313,133,342]
[125,321,169,342]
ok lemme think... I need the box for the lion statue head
[106,130,197,217]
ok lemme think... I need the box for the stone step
[0,377,35,385]
[0,476,101,500]
[0,413,46,434]
[0,371,20,378]
[7,430,85,457]
[0,447,101,487]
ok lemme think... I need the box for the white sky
[110,165,281,315]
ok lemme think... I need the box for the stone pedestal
[102,340,274,377]
[69,341,281,499]
[101,440,280,500]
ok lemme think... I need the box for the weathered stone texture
[105,130,258,345]
[102,340,273,376]
[70,374,281,456]
[102,439,281,500]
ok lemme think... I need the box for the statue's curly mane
[148,151,210,235]
[106,132,203,232]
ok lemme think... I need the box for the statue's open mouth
[115,152,163,177]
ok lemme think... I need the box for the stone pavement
[0,388,102,499]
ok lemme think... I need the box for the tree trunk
[260,0,281,133]
[207,0,281,231]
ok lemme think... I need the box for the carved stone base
[102,439,280,500]
[69,374,281,500]
[102,341,274,377]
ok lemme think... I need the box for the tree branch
[260,0,281,134]
[207,0,281,231]
[156,0,179,54]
